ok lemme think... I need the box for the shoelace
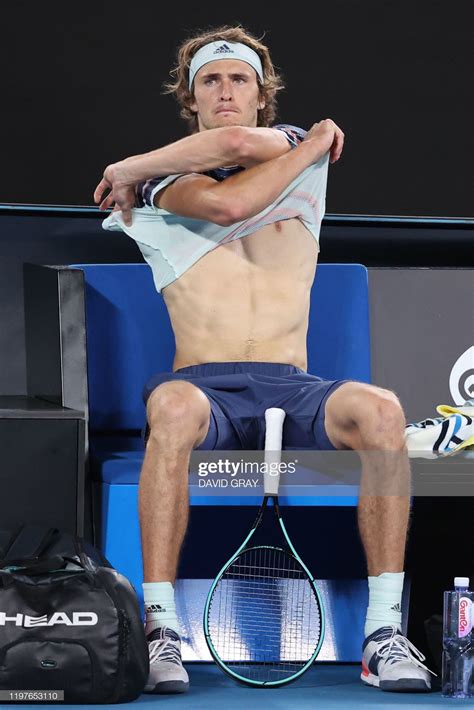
[376,630,437,676]
[149,636,182,666]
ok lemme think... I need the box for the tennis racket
[203,407,325,687]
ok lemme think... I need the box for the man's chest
[223,218,318,276]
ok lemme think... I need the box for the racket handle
[264,408,286,496]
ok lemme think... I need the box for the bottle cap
[454,577,470,588]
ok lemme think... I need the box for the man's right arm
[93,126,295,226]
[156,121,336,226]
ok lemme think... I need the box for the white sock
[143,581,181,636]
[364,571,404,637]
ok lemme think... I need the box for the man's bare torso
[162,218,318,372]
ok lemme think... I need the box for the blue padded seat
[73,262,370,498]
[69,261,371,510]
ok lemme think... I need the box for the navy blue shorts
[141,362,349,451]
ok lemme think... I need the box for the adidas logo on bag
[214,43,234,54]
[146,604,166,613]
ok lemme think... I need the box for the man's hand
[93,162,136,226]
[303,119,345,164]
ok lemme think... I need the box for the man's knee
[146,380,211,442]
[370,389,405,432]
[326,382,406,448]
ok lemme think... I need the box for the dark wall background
[2,0,473,216]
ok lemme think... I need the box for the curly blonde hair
[162,25,285,133]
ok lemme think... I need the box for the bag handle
[0,526,98,588]
[1,555,69,575]
[0,555,96,590]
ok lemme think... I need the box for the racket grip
[264,408,286,496]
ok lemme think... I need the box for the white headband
[188,41,264,89]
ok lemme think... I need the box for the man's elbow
[207,188,247,226]
[215,200,247,227]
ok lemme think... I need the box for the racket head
[204,543,325,687]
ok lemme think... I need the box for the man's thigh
[141,369,254,450]
[270,377,348,451]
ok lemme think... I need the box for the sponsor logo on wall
[449,346,474,405]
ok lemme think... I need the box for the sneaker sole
[145,680,190,694]
[361,672,430,693]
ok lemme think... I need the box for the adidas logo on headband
[188,41,264,88]
[214,43,234,54]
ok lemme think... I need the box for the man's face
[190,59,265,132]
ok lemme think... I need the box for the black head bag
[0,525,148,703]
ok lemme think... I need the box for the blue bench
[70,262,371,661]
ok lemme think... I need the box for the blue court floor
[10,663,467,709]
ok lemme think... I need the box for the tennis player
[94,25,434,695]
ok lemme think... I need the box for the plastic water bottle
[442,577,474,698]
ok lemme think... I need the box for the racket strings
[207,546,322,684]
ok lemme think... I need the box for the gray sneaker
[144,626,189,694]
[361,625,436,692]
